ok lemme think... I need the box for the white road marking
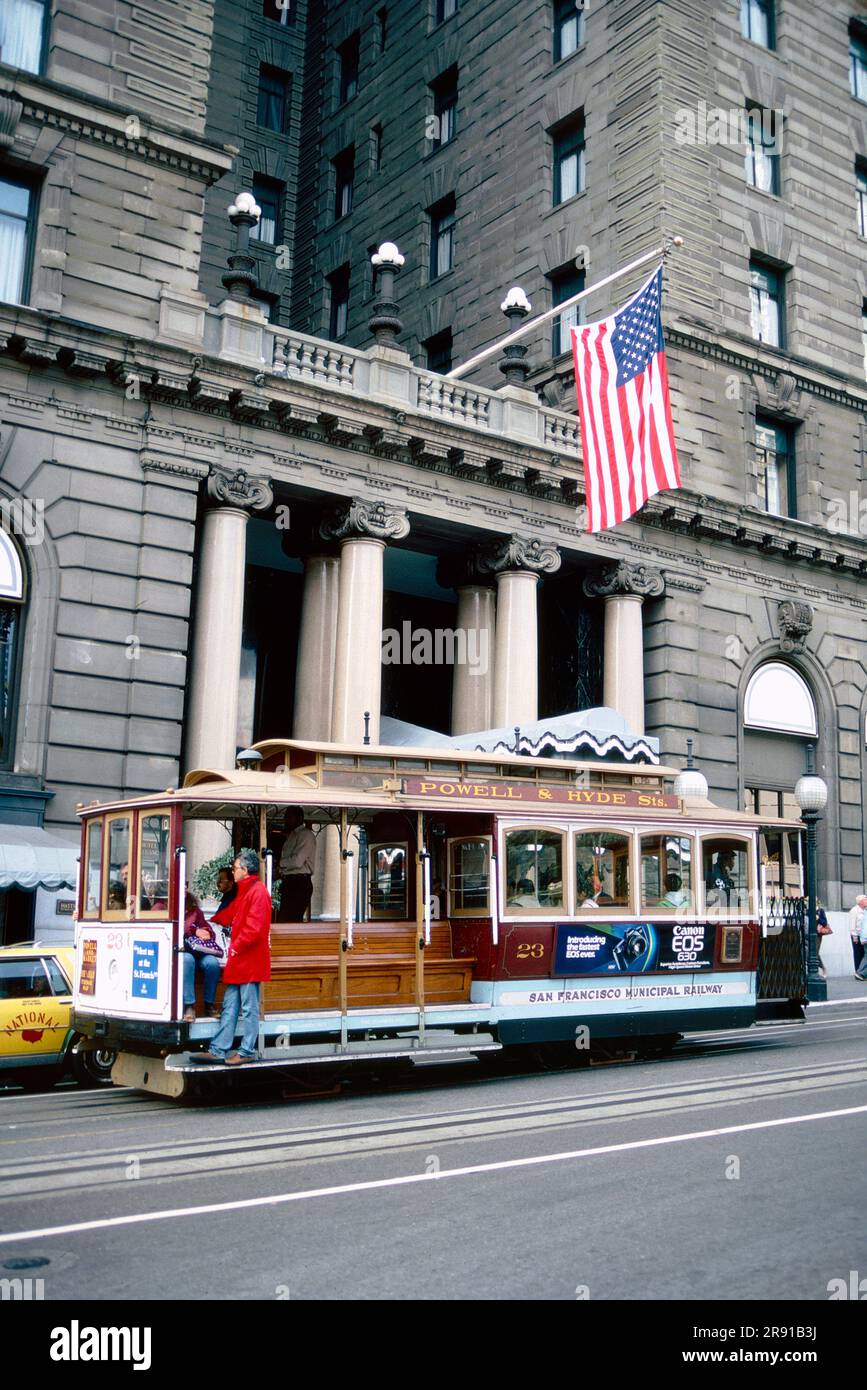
[1,1101,864,1246]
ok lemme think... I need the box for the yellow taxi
[0,943,116,1090]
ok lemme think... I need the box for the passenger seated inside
[661,873,688,908]
[508,877,540,908]
[183,891,224,1022]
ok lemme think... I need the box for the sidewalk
[813,977,867,1004]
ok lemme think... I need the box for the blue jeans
[209,983,260,1058]
[183,952,221,1008]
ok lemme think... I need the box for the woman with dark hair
[182,891,223,1022]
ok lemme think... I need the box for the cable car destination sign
[402,777,679,810]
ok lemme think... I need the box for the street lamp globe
[228,192,261,221]
[794,773,828,814]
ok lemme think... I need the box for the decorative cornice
[583,561,665,600]
[319,498,410,543]
[206,467,273,512]
[141,457,208,481]
[13,89,231,185]
[777,600,814,654]
[477,534,562,576]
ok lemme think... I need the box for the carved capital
[319,498,410,543]
[583,560,665,600]
[206,467,273,513]
[777,599,813,654]
[477,534,562,577]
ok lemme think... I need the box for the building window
[251,291,278,322]
[0,0,49,74]
[550,264,585,357]
[376,7,387,53]
[744,662,817,736]
[741,0,774,48]
[328,264,350,338]
[0,176,34,306]
[857,162,867,236]
[257,66,291,133]
[424,328,453,373]
[0,529,24,769]
[430,67,458,148]
[862,300,867,378]
[263,0,292,24]
[744,107,780,194]
[370,123,383,172]
[429,195,455,278]
[553,0,583,62]
[338,31,360,104]
[851,26,867,101]
[333,147,355,221]
[553,114,585,205]
[250,177,282,245]
[435,0,458,23]
[749,259,783,347]
[755,417,796,518]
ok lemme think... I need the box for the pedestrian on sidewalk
[856,907,867,982]
[193,849,272,1065]
[849,894,867,977]
[816,903,831,980]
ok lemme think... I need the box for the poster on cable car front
[553,922,714,976]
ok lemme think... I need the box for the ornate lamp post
[498,287,532,383]
[222,191,262,301]
[368,242,405,345]
[794,742,828,1003]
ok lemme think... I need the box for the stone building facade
[0,0,865,941]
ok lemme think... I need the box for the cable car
[71,739,806,1098]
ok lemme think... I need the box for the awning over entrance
[0,824,79,891]
[380,708,660,763]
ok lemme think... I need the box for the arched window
[0,528,25,768]
[744,661,817,737]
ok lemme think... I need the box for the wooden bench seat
[194,920,474,1015]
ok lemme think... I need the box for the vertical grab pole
[259,806,271,1058]
[175,845,186,1023]
[490,852,500,948]
[339,809,348,1048]
[415,811,426,1046]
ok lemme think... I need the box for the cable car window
[640,834,693,912]
[448,837,490,915]
[82,818,103,918]
[138,813,171,916]
[702,837,751,914]
[575,831,631,911]
[504,829,563,912]
[369,842,408,919]
[103,815,131,917]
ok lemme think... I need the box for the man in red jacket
[193,849,272,1066]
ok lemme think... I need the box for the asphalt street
[1,997,865,1301]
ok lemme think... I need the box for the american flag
[571,266,681,534]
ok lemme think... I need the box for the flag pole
[445,235,684,382]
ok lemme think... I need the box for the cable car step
[166,1032,502,1072]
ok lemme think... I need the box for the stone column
[479,535,561,729]
[451,584,497,734]
[293,553,340,920]
[293,554,340,741]
[321,499,410,746]
[583,561,664,736]
[185,468,273,870]
[318,499,409,917]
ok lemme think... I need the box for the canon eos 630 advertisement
[553,922,714,976]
